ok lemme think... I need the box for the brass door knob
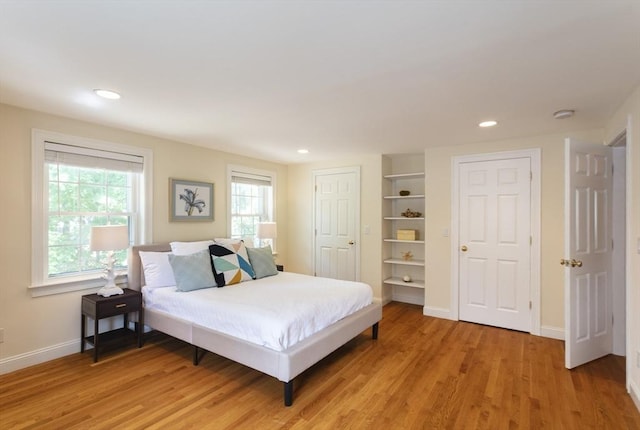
[460,245,468,252]
[560,258,570,266]
[348,240,355,245]
[571,259,583,267]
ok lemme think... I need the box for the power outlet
[0,328,4,343]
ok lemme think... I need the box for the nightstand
[81,288,143,362]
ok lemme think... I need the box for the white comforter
[142,272,373,351]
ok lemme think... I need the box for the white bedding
[142,272,373,351]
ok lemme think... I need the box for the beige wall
[287,156,383,299]
[424,128,604,331]
[605,84,640,402]
[0,103,287,366]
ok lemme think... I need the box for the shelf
[384,277,425,289]
[383,258,425,266]
[83,327,138,349]
[384,172,425,180]
[383,194,425,200]
[383,239,424,244]
[384,217,424,221]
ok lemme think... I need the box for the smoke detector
[553,109,575,119]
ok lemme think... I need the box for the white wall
[605,84,640,409]
[0,103,288,372]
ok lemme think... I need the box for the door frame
[312,166,361,280]
[451,149,541,335]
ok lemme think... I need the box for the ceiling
[1,1,639,164]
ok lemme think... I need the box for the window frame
[227,164,276,250]
[30,129,153,297]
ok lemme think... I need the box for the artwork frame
[169,178,214,222]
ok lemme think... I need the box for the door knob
[460,245,468,252]
[348,240,355,245]
[560,258,583,267]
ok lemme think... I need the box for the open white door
[564,138,613,369]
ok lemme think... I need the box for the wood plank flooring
[1,302,638,429]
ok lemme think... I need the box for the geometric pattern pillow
[246,245,278,279]
[209,243,255,287]
[213,238,252,265]
[168,249,217,292]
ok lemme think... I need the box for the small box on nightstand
[396,229,417,240]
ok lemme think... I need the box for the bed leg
[284,381,293,406]
[193,346,199,365]
[372,322,379,340]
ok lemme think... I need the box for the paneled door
[313,167,360,281]
[458,157,531,332]
[564,138,613,369]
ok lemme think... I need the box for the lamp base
[97,285,124,297]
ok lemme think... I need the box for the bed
[127,243,382,406]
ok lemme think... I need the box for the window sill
[29,272,128,297]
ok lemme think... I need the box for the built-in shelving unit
[382,155,425,306]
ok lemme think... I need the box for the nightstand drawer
[95,294,141,318]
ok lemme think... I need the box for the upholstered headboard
[128,243,171,291]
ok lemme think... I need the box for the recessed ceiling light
[553,109,575,119]
[93,89,121,100]
[297,149,309,154]
[479,120,497,128]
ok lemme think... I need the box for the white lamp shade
[90,225,129,251]
[256,222,277,239]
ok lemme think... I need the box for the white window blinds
[44,141,144,173]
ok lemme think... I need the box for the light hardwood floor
[1,302,639,429]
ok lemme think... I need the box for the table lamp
[256,222,277,248]
[90,225,129,297]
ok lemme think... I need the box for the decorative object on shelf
[90,225,129,297]
[401,208,422,218]
[397,229,417,240]
[399,190,411,196]
[401,251,413,261]
[402,275,412,282]
[169,178,214,222]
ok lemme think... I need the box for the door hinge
[611,238,614,250]
[612,314,614,326]
[315,185,317,192]
[530,171,533,181]
[529,301,532,310]
[530,236,533,245]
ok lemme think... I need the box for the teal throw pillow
[168,249,217,291]
[247,245,278,279]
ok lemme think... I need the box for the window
[31,130,153,296]
[228,166,275,248]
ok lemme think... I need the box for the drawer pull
[115,303,127,308]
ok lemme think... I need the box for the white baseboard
[423,306,455,320]
[630,380,640,413]
[391,292,424,306]
[540,325,565,340]
[0,339,80,375]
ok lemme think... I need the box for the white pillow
[169,240,214,256]
[139,251,176,288]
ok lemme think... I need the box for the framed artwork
[169,178,214,222]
